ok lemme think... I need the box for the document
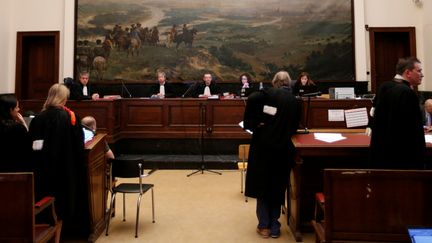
[314,133,346,143]
[345,107,368,128]
[425,134,432,144]
[328,110,345,121]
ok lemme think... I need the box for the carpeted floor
[97,170,315,243]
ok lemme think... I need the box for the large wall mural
[75,0,353,83]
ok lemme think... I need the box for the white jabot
[159,85,165,96]
[204,86,211,96]
[83,86,88,96]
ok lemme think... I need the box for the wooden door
[369,27,416,93]
[15,31,59,99]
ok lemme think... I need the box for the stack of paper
[425,134,432,144]
[314,133,346,143]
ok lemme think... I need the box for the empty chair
[0,172,62,243]
[237,144,249,202]
[105,158,155,238]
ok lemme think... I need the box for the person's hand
[15,112,28,131]
[92,93,100,100]
[365,127,372,136]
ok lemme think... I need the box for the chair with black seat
[0,172,62,243]
[105,158,155,238]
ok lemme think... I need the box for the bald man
[423,99,432,129]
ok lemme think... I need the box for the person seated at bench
[0,93,32,172]
[151,71,176,98]
[194,72,221,98]
[81,115,114,159]
[69,71,100,100]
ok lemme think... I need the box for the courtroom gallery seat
[0,172,62,243]
[105,158,155,238]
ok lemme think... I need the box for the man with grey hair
[243,71,300,239]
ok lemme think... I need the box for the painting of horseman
[75,0,354,83]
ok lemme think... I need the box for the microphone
[121,81,132,98]
[182,81,198,98]
[301,91,321,97]
[297,92,321,134]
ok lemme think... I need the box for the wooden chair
[312,169,432,243]
[237,144,249,202]
[0,172,62,243]
[105,158,155,238]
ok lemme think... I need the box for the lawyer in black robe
[243,72,300,237]
[244,88,299,203]
[370,58,426,169]
[29,84,90,237]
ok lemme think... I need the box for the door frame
[15,31,60,99]
[369,27,416,92]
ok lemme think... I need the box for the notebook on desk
[408,227,432,243]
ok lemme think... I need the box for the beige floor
[97,170,315,243]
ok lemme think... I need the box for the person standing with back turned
[243,71,300,238]
[370,57,427,169]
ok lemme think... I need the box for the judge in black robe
[69,71,99,100]
[243,71,300,238]
[193,73,221,97]
[370,57,426,169]
[150,71,176,98]
[29,84,90,237]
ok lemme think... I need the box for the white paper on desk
[328,109,345,121]
[344,107,369,128]
[425,134,432,143]
[314,133,346,143]
[238,121,253,134]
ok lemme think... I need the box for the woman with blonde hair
[29,83,89,238]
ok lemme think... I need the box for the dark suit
[150,82,176,98]
[193,82,221,97]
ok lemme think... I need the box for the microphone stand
[121,81,132,98]
[297,91,321,134]
[182,81,198,98]
[187,103,222,177]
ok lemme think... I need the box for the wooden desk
[300,98,373,129]
[289,133,432,242]
[289,133,371,242]
[84,134,107,242]
[21,98,373,143]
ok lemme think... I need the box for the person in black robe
[29,84,90,238]
[69,71,100,100]
[237,73,255,97]
[193,73,221,97]
[0,93,32,172]
[243,71,300,238]
[370,57,426,169]
[150,71,175,98]
[292,72,318,97]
